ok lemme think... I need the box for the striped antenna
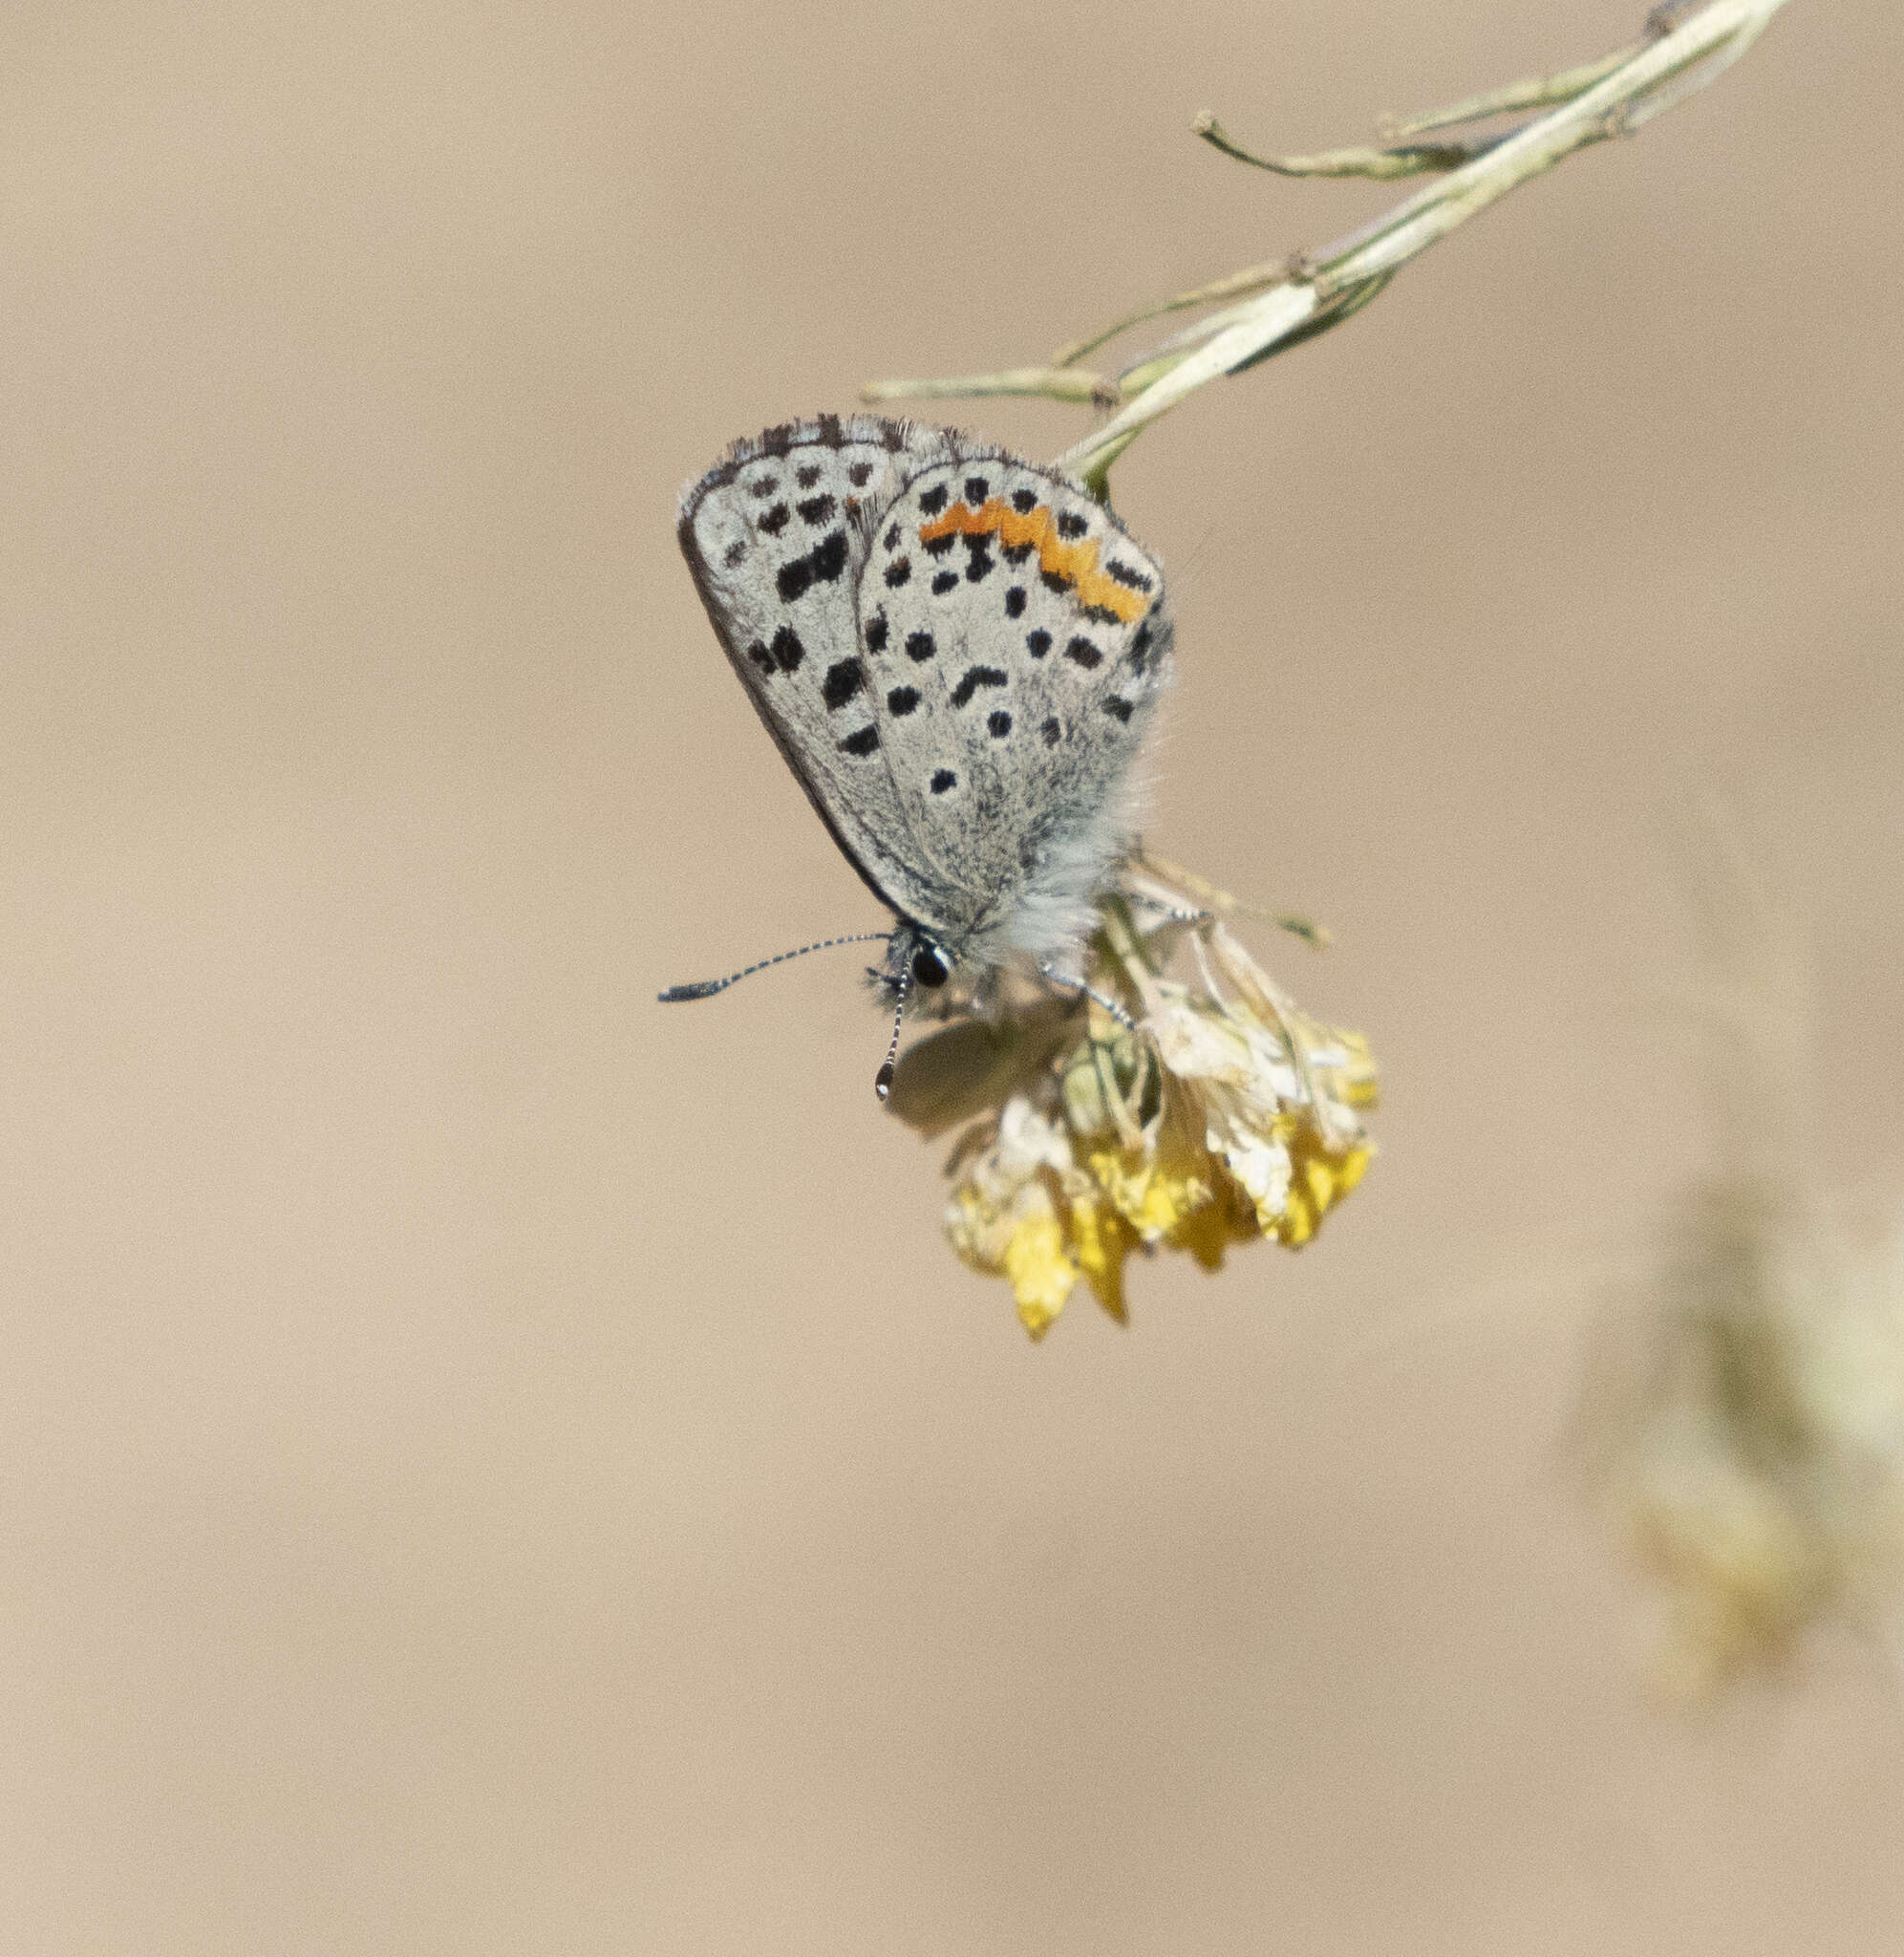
[872,964,913,1103]
[657,932,889,1003]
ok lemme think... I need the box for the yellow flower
[890,852,1379,1338]
[943,1098,1082,1339]
[1066,1187,1134,1323]
[1276,1106,1373,1248]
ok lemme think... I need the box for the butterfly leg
[1038,961,1136,1030]
[1123,892,1214,927]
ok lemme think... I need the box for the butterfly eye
[911,943,952,988]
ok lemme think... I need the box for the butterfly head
[874,918,955,999]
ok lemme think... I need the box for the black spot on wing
[1040,716,1061,746]
[722,540,746,568]
[1025,630,1052,658]
[918,484,949,517]
[864,610,888,654]
[904,630,936,662]
[1011,488,1038,515]
[796,462,822,488]
[987,709,1012,738]
[770,625,805,674]
[1057,510,1088,540]
[963,539,994,581]
[963,476,990,504]
[1081,604,1123,627]
[775,528,846,602]
[839,724,880,758]
[1105,558,1154,593]
[887,686,920,716]
[758,503,790,535]
[930,768,957,794]
[848,461,873,487]
[923,532,957,559]
[748,475,779,498]
[746,640,774,677]
[1064,636,1102,670]
[1102,696,1134,723]
[884,556,911,588]
[1002,540,1035,566]
[950,665,1007,709]
[797,493,836,526]
[1004,586,1026,617]
[822,657,865,710]
[931,570,958,595]
[1040,569,1074,597]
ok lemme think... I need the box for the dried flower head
[887,852,1378,1339]
[1576,819,1904,1695]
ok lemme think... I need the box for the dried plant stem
[1382,47,1637,137]
[1193,115,1507,181]
[861,365,1115,408]
[863,0,1791,496]
[1127,847,1331,949]
[1046,261,1291,373]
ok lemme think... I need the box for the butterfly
[666,414,1173,1095]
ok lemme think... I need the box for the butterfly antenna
[872,966,912,1103]
[657,932,889,1003]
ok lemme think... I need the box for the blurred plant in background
[1575,818,1904,1696]
[888,854,1377,1339]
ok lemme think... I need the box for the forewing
[677,415,960,917]
[856,457,1172,924]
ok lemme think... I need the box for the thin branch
[862,365,1115,408]
[1381,48,1637,137]
[1194,112,1507,181]
[860,0,1792,494]
[1057,0,1790,483]
[1050,260,1290,370]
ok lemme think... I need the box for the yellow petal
[1271,1118,1373,1247]
[1166,1181,1257,1270]
[1086,1142,1217,1241]
[1002,1206,1079,1340]
[1067,1190,1134,1324]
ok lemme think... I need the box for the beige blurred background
[1,1,1900,1950]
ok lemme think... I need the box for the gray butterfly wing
[855,456,1173,964]
[677,415,964,921]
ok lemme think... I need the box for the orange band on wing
[915,500,1153,624]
